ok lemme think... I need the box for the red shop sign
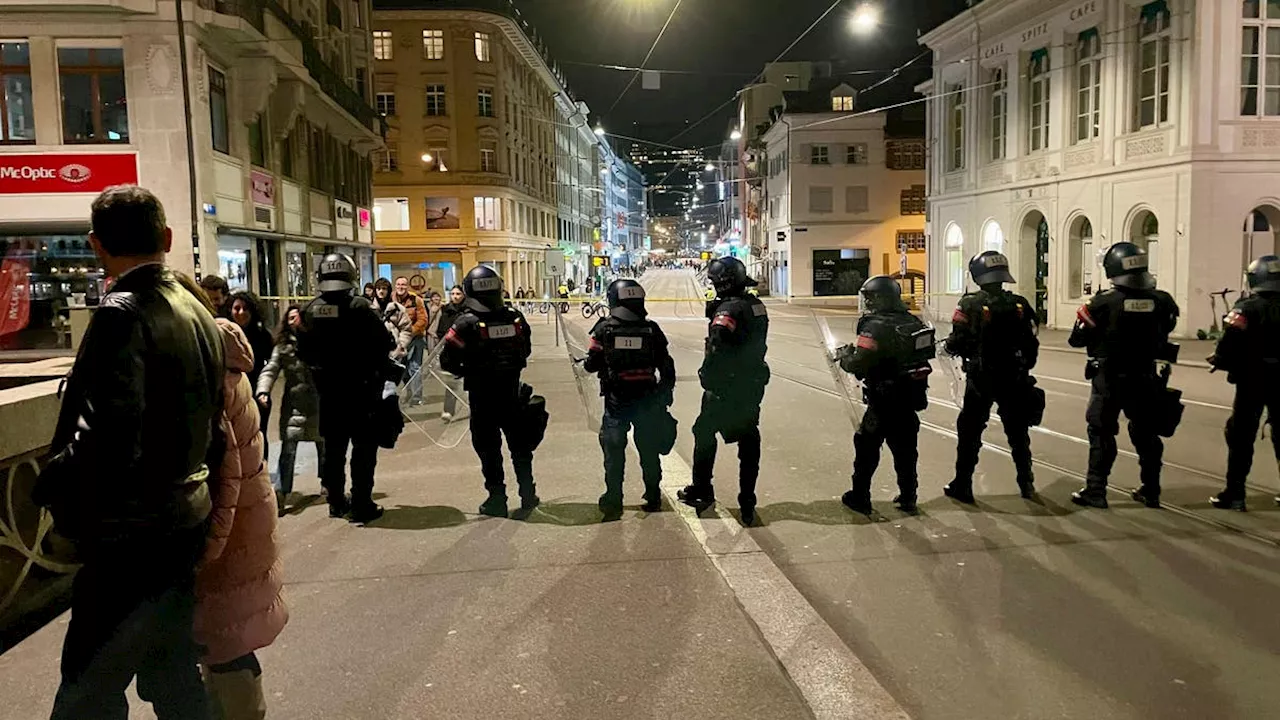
[0,153,139,195]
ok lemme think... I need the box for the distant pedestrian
[231,291,275,463]
[257,305,325,513]
[394,276,429,405]
[34,185,219,719]
[425,291,445,351]
[198,307,288,720]
[372,277,412,361]
[201,274,231,317]
[437,285,467,421]
[362,282,376,302]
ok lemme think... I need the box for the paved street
[2,269,1278,719]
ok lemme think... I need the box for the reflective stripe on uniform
[444,328,465,347]
[855,334,878,350]
[589,336,604,351]
[712,313,737,331]
[1076,305,1095,327]
[617,369,656,381]
[951,308,969,324]
[1226,310,1247,330]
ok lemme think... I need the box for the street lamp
[704,162,715,172]
[850,3,879,34]
[421,152,433,163]
[730,128,742,141]
[594,124,606,136]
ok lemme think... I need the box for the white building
[0,0,381,352]
[919,0,1280,337]
[762,106,927,300]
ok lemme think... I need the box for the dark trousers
[51,530,210,720]
[469,395,535,499]
[599,397,664,503]
[691,389,763,508]
[954,377,1033,486]
[1224,382,1280,494]
[850,401,920,502]
[276,437,327,496]
[1085,374,1163,493]
[258,403,271,474]
[322,422,379,506]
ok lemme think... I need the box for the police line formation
[299,245,1280,526]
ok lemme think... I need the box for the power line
[604,0,685,118]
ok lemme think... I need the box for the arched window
[1129,209,1160,279]
[1068,216,1094,299]
[982,220,1004,253]
[945,223,965,292]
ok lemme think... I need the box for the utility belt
[865,364,932,411]
[1085,357,1183,438]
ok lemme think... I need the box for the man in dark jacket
[436,284,467,421]
[34,185,221,720]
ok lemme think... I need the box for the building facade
[0,0,380,351]
[920,0,1280,336]
[762,106,927,300]
[370,2,633,296]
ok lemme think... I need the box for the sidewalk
[0,326,817,719]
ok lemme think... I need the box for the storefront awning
[216,225,368,249]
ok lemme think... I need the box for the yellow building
[369,6,591,296]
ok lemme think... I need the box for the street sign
[776,231,786,243]
[544,249,566,278]
[591,255,612,268]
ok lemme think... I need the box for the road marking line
[1032,373,1232,411]
[658,454,912,720]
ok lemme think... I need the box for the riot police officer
[583,279,677,517]
[836,276,935,515]
[677,256,769,525]
[1068,242,1180,509]
[440,265,539,518]
[943,251,1042,503]
[296,254,393,523]
[1208,255,1280,511]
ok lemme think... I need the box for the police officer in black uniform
[943,251,1041,503]
[1208,255,1280,511]
[836,276,935,515]
[440,265,539,518]
[584,279,676,517]
[1068,242,1180,509]
[677,256,769,525]
[296,254,393,523]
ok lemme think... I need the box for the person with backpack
[943,251,1043,504]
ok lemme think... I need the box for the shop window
[0,237,105,352]
[423,29,444,60]
[59,47,129,144]
[0,42,35,143]
[209,66,229,154]
[248,116,267,168]
[475,32,491,62]
[373,197,410,231]
[474,197,501,230]
[373,30,393,61]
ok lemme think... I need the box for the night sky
[373,0,971,151]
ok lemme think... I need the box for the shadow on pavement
[370,505,470,530]
[757,500,878,526]
[523,502,607,526]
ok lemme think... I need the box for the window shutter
[802,144,813,163]
[845,186,869,213]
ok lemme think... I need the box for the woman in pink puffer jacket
[195,318,288,719]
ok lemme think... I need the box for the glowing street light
[594,124,606,136]
[730,128,742,141]
[850,4,879,34]
[421,152,433,163]
[704,162,715,172]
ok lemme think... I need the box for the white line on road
[658,454,912,720]
[1033,373,1233,411]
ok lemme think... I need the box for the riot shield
[809,310,865,432]
[556,305,604,432]
[397,340,472,449]
[922,300,966,410]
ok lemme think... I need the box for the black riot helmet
[606,278,647,321]
[317,253,357,294]
[859,275,905,314]
[1102,242,1155,290]
[706,256,757,296]
[1246,255,1280,293]
[462,264,505,312]
[969,251,1015,286]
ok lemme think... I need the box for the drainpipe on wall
[175,0,203,279]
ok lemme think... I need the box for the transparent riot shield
[397,340,471,449]
[556,305,604,432]
[921,300,966,410]
[809,310,865,432]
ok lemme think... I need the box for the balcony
[199,0,380,134]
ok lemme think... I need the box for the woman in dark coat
[256,305,325,513]
[231,291,275,460]
[436,285,467,421]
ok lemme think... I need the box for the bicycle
[581,300,608,319]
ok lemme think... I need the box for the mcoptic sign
[0,153,139,194]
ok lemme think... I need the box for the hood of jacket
[217,318,256,374]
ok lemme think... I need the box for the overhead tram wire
[603,0,686,117]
